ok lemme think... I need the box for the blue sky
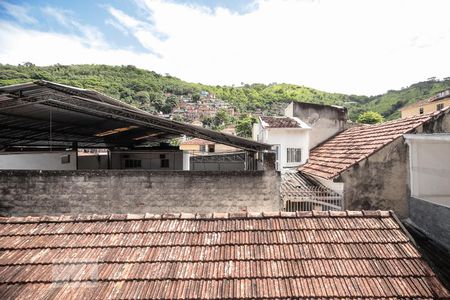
[1,0,450,95]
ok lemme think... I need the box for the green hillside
[1,63,449,121]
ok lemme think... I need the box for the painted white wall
[110,150,184,170]
[405,134,450,206]
[253,120,310,170]
[0,151,77,170]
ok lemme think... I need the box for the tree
[236,114,257,138]
[163,95,179,112]
[357,111,384,124]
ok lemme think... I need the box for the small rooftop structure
[0,211,448,299]
[301,110,449,179]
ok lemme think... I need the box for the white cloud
[105,19,129,36]
[1,0,450,95]
[0,1,37,24]
[42,6,107,48]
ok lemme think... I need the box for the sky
[0,0,450,96]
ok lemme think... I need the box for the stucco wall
[286,102,347,149]
[0,154,280,216]
[341,138,409,217]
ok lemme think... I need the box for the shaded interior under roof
[0,81,270,151]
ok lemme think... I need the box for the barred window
[437,103,444,110]
[287,148,302,163]
[419,107,424,114]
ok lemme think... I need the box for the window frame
[286,148,302,163]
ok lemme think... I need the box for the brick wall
[0,156,280,216]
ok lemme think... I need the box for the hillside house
[0,211,448,299]
[253,116,311,170]
[400,89,450,118]
[300,109,450,217]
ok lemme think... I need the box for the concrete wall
[409,197,450,250]
[111,150,184,170]
[341,137,409,217]
[286,102,347,149]
[341,111,450,218]
[0,153,280,216]
[0,151,77,170]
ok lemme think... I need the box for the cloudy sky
[1,0,449,95]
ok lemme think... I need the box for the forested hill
[1,63,450,121]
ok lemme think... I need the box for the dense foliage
[1,63,450,124]
[357,111,384,124]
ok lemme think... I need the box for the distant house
[1,211,448,299]
[400,89,450,118]
[252,116,311,170]
[180,137,216,153]
[300,109,450,217]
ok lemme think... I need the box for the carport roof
[0,81,270,151]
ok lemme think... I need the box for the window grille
[287,148,302,163]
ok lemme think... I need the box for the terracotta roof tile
[260,116,302,128]
[300,111,448,179]
[0,211,448,299]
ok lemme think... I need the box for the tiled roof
[300,111,446,179]
[260,116,302,128]
[180,137,215,145]
[1,211,449,299]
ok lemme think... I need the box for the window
[199,145,206,152]
[287,148,302,163]
[160,159,169,168]
[124,159,141,168]
[419,107,424,114]
[61,154,70,164]
[437,103,444,110]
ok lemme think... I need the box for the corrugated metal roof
[0,81,270,151]
[0,211,448,299]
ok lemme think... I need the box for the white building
[252,116,311,171]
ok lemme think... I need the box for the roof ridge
[0,210,391,223]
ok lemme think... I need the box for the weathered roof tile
[301,111,448,179]
[0,212,448,299]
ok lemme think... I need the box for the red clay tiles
[300,111,447,179]
[260,116,302,128]
[0,211,448,299]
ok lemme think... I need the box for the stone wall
[0,154,280,216]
